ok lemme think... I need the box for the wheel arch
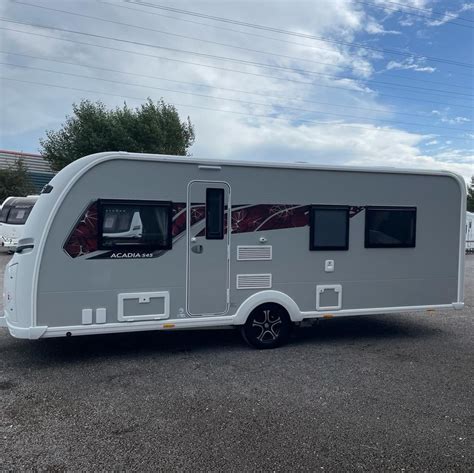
[233,290,302,325]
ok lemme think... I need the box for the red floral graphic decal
[172,203,186,238]
[231,204,309,233]
[349,206,364,218]
[63,203,98,258]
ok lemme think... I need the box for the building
[0,149,55,193]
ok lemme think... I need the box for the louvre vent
[236,274,272,290]
[237,245,272,261]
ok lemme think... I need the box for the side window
[309,206,349,251]
[365,207,416,248]
[206,188,225,240]
[98,200,172,250]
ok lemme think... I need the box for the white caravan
[102,210,143,240]
[466,212,474,253]
[0,196,38,252]
[1,153,466,348]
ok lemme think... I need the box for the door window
[206,188,225,240]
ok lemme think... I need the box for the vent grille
[237,245,272,261]
[236,274,272,290]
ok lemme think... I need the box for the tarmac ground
[0,252,473,471]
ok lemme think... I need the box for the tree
[40,99,195,171]
[0,159,34,202]
[468,176,474,212]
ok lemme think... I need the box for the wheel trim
[251,309,282,343]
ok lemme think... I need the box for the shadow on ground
[4,314,440,366]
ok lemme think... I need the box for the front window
[5,205,34,225]
[0,205,10,223]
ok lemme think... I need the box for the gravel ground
[0,252,473,471]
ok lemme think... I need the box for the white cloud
[373,0,430,7]
[446,117,471,124]
[386,57,436,73]
[372,0,431,26]
[0,0,471,183]
[431,110,472,125]
[365,19,401,35]
[193,116,473,181]
[427,3,474,27]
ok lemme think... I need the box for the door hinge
[226,288,230,304]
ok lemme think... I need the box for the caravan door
[186,181,231,316]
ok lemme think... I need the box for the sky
[0,0,473,180]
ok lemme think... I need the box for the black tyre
[241,303,292,349]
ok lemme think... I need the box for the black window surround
[365,206,417,249]
[309,205,350,251]
[206,188,225,240]
[97,199,173,251]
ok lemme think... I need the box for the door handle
[191,244,203,254]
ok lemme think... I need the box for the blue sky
[0,0,473,179]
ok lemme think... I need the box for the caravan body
[0,196,38,252]
[1,153,466,347]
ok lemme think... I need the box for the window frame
[205,188,225,240]
[364,206,417,249]
[309,205,350,251]
[97,199,173,251]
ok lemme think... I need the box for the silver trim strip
[301,303,461,318]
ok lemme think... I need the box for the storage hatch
[118,291,170,322]
[316,285,342,311]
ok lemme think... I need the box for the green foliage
[40,99,195,171]
[467,176,474,213]
[0,159,34,202]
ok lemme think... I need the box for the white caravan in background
[102,209,143,240]
[0,196,39,252]
[466,212,474,253]
[1,153,466,349]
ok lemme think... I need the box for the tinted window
[6,205,34,225]
[310,206,349,250]
[365,207,416,248]
[99,200,172,250]
[0,205,11,223]
[206,188,224,240]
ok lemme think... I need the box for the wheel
[240,303,293,349]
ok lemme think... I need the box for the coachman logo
[110,252,154,259]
